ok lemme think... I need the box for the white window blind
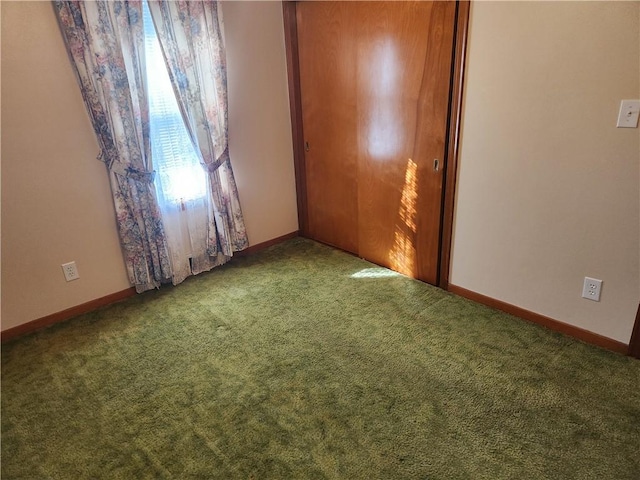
[142,0,207,204]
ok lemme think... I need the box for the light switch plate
[616,100,640,128]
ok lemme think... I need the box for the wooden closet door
[296,2,359,253]
[297,1,456,284]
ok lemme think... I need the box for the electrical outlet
[616,100,640,128]
[581,277,602,302]
[61,261,80,282]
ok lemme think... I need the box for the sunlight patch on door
[389,158,418,276]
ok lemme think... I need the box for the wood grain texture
[297,2,359,253]
[296,1,456,284]
[282,3,308,235]
[439,0,470,288]
[449,284,630,355]
[357,2,437,279]
[411,1,456,284]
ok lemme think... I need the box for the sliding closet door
[296,1,456,284]
[296,3,359,253]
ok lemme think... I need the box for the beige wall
[1,1,131,331]
[223,1,298,246]
[1,1,298,331]
[451,1,640,344]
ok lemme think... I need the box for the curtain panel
[147,0,248,258]
[54,0,173,293]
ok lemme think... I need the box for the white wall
[451,1,640,344]
[1,1,298,331]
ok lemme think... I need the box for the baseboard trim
[448,284,629,355]
[236,231,299,257]
[1,231,301,343]
[1,287,137,343]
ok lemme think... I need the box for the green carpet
[2,238,639,479]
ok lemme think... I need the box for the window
[142,0,207,205]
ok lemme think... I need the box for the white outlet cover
[581,277,602,302]
[62,262,80,282]
[616,100,640,128]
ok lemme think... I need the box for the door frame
[282,0,471,289]
[629,303,640,359]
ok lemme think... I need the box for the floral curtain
[54,1,172,292]
[147,0,248,259]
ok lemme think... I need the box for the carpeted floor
[2,238,639,479]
